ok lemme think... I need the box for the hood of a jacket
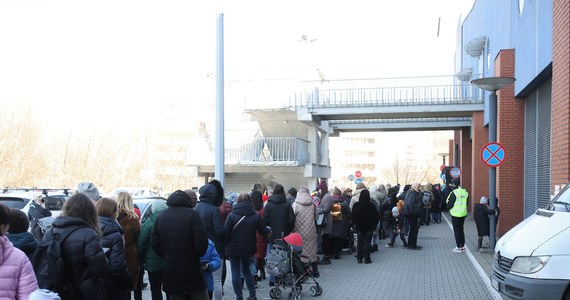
[268,193,287,205]
[98,216,123,236]
[52,215,90,229]
[167,190,192,207]
[231,201,255,216]
[295,192,313,206]
[0,236,14,265]
[199,184,223,206]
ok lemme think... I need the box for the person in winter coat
[386,201,408,248]
[137,199,168,300]
[446,178,469,253]
[474,197,496,249]
[420,183,434,226]
[153,190,209,300]
[201,239,222,300]
[196,179,226,300]
[263,183,295,285]
[430,184,443,223]
[96,197,133,299]
[404,183,423,250]
[251,191,267,282]
[7,208,37,259]
[349,182,367,212]
[317,182,334,265]
[292,186,319,277]
[0,203,38,300]
[351,189,379,264]
[28,194,52,240]
[116,192,141,293]
[225,193,269,300]
[44,193,111,300]
[330,187,350,261]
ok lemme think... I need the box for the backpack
[31,226,81,294]
[422,192,431,206]
[331,202,342,221]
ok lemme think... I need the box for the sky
[0,0,474,124]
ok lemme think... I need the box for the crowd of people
[0,177,500,300]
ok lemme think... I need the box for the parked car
[132,196,167,224]
[491,184,570,299]
[107,187,158,198]
[0,189,70,217]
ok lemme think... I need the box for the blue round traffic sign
[480,142,506,167]
[450,167,461,178]
[354,178,363,184]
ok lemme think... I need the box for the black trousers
[452,216,466,248]
[407,214,419,247]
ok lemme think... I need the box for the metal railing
[287,74,484,108]
[186,137,310,166]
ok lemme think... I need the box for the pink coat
[0,236,38,299]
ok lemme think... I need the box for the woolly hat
[451,177,460,186]
[391,206,399,218]
[317,180,328,192]
[333,187,342,195]
[77,182,101,201]
[356,182,366,190]
[9,208,29,233]
[480,196,488,205]
[151,199,168,214]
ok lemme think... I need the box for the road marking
[443,214,503,300]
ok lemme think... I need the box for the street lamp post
[471,77,515,251]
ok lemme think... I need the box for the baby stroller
[266,232,323,300]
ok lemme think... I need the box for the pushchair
[266,232,323,300]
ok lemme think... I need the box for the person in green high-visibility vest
[446,177,469,253]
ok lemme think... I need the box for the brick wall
[470,111,489,212]
[551,0,570,189]
[495,49,525,235]
[460,128,472,211]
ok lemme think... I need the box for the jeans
[356,231,373,261]
[452,216,466,248]
[422,207,431,225]
[407,214,419,248]
[229,257,256,300]
[382,221,394,243]
[212,260,224,300]
[431,211,442,223]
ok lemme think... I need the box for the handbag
[316,212,326,227]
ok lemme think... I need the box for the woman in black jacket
[96,197,133,299]
[225,193,269,300]
[44,193,111,300]
[351,189,379,264]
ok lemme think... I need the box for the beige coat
[293,188,318,263]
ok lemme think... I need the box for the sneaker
[385,243,393,248]
[460,246,466,252]
[452,247,463,253]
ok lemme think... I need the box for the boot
[256,258,266,280]
[311,262,320,278]
[477,237,483,249]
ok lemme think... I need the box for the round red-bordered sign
[480,142,507,167]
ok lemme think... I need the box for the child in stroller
[266,232,323,300]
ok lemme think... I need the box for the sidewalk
[142,211,503,300]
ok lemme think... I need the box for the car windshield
[0,197,29,209]
[547,184,570,212]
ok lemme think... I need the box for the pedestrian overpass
[188,74,484,192]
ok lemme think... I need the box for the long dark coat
[152,191,208,293]
[474,204,494,237]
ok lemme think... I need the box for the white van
[491,185,570,299]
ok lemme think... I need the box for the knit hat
[77,182,101,201]
[356,182,366,190]
[391,206,399,218]
[318,180,328,192]
[333,187,342,195]
[9,208,29,233]
[480,196,488,205]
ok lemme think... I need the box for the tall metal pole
[215,13,225,187]
[489,90,498,249]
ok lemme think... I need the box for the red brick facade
[469,111,489,212]
[495,49,525,235]
[551,0,570,189]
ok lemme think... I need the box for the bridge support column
[460,128,472,210]
[470,111,489,213]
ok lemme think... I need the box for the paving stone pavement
[142,211,504,300]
